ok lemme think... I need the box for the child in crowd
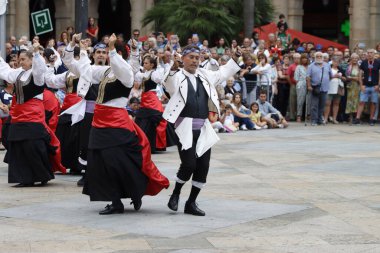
[249,102,267,129]
[221,104,239,132]
[209,110,226,133]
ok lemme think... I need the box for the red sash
[11,97,66,174]
[92,104,169,195]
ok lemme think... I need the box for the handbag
[312,66,324,96]
[337,85,345,96]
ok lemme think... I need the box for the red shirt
[287,63,298,85]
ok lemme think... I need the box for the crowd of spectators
[2,14,380,137]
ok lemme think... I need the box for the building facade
[271,0,380,48]
[4,0,380,49]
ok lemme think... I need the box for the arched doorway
[29,0,56,47]
[98,0,131,41]
[302,0,349,44]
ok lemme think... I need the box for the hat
[296,46,305,53]
[315,44,323,51]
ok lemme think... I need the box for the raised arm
[32,43,48,86]
[44,67,67,89]
[202,58,241,87]
[0,57,23,84]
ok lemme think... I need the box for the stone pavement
[0,123,380,253]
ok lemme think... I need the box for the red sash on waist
[140,91,163,112]
[92,104,169,195]
[10,97,66,174]
[61,93,82,111]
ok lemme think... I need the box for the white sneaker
[241,124,248,131]
[254,125,261,130]
[278,124,284,128]
[263,125,268,129]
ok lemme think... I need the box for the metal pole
[75,0,88,37]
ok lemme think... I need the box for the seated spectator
[249,102,267,128]
[231,93,255,130]
[126,97,140,120]
[221,104,239,132]
[257,91,288,128]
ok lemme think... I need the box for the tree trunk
[243,0,255,38]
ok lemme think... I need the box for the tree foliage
[142,0,274,44]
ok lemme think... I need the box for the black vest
[65,74,79,94]
[96,74,131,104]
[15,72,44,104]
[85,83,100,101]
[179,76,209,119]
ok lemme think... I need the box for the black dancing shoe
[167,194,179,211]
[40,181,48,186]
[130,199,142,211]
[99,204,124,215]
[13,183,34,187]
[77,175,85,187]
[184,201,205,216]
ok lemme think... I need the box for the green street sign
[31,9,53,35]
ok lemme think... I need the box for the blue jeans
[311,91,327,124]
[234,116,255,129]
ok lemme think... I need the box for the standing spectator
[58,31,69,46]
[191,34,202,48]
[216,38,226,56]
[324,57,345,124]
[239,53,257,105]
[287,53,301,121]
[202,39,209,49]
[294,54,310,122]
[252,53,272,100]
[5,43,12,62]
[66,26,75,40]
[345,53,361,122]
[307,52,332,125]
[9,36,19,54]
[327,46,335,60]
[231,39,238,51]
[274,55,290,117]
[251,32,260,50]
[127,29,142,50]
[86,17,98,44]
[276,23,291,49]
[353,49,380,125]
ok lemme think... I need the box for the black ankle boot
[131,199,142,211]
[168,194,180,211]
[184,201,205,216]
[99,203,124,215]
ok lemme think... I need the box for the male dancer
[165,45,241,216]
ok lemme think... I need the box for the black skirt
[135,108,162,153]
[83,127,148,202]
[6,122,54,184]
[55,114,80,171]
[78,112,94,162]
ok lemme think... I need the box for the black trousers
[176,130,211,184]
